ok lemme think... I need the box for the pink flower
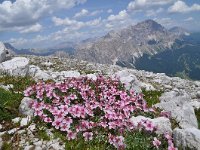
[165,133,172,140]
[67,131,77,140]
[26,75,177,149]
[83,132,93,141]
[60,123,70,131]
[168,145,177,150]
[44,117,52,123]
[108,135,125,149]
[144,120,155,132]
[153,137,161,149]
[24,86,33,96]
[59,105,69,115]
[52,119,61,129]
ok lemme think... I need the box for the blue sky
[0,0,200,49]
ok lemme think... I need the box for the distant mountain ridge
[75,19,187,67]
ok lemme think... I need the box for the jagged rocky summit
[75,20,186,67]
[0,56,200,150]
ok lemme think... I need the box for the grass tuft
[142,89,163,107]
[195,109,200,129]
[0,88,23,121]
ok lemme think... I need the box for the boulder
[60,70,80,78]
[173,128,200,150]
[155,91,198,129]
[34,70,52,81]
[189,100,200,109]
[159,91,184,103]
[0,57,29,76]
[0,42,7,63]
[156,102,198,129]
[131,116,172,134]
[114,70,141,92]
[28,65,52,81]
[19,97,34,117]
[87,74,97,80]
[151,117,172,135]
[12,117,21,124]
[196,91,200,99]
[20,116,31,126]
[140,82,155,91]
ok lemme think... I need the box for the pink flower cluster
[24,76,176,149]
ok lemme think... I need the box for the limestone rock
[173,128,200,150]
[196,91,200,99]
[140,82,155,91]
[151,117,172,135]
[20,116,31,126]
[0,57,29,76]
[0,42,7,63]
[87,74,97,80]
[19,97,34,117]
[189,100,200,109]
[114,70,141,92]
[60,70,80,78]
[155,91,198,128]
[12,117,21,124]
[29,65,52,81]
[131,116,172,134]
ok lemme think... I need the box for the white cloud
[128,0,174,11]
[107,9,113,13]
[108,10,129,21]
[19,23,42,33]
[146,8,164,17]
[168,1,200,13]
[90,10,103,16]
[52,16,101,31]
[74,9,103,18]
[74,9,89,18]
[184,17,194,21]
[0,0,87,32]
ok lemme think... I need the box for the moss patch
[0,88,23,121]
[1,142,13,150]
[0,75,35,92]
[142,90,163,107]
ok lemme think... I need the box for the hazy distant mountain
[169,26,190,36]
[2,42,75,57]
[75,19,184,67]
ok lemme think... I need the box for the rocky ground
[0,54,200,150]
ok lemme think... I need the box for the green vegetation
[37,129,51,141]
[0,75,35,92]
[1,142,12,150]
[64,132,111,150]
[1,132,12,141]
[79,69,97,75]
[0,88,23,121]
[142,90,163,107]
[0,75,35,122]
[53,130,66,141]
[195,109,200,129]
[125,131,167,150]
[54,130,166,150]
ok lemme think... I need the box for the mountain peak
[135,19,165,31]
